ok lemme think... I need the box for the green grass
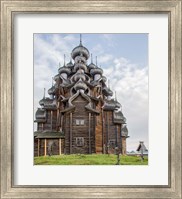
[34,154,148,165]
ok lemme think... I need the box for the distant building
[34,35,129,156]
[127,150,136,155]
[136,141,148,155]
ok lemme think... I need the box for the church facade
[34,36,129,156]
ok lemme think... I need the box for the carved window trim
[76,137,84,147]
[75,119,85,125]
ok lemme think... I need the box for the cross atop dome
[71,34,90,60]
[80,34,82,46]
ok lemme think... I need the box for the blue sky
[34,33,148,151]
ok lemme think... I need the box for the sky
[34,33,148,152]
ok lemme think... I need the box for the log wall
[37,110,57,131]
[34,138,38,157]
[52,111,57,130]
[103,111,123,154]
[64,95,95,154]
[121,137,126,155]
[95,102,103,153]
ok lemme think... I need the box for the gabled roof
[39,98,57,110]
[113,111,126,124]
[102,86,113,97]
[35,108,46,119]
[103,99,120,111]
[48,85,56,95]
[136,141,148,152]
[34,119,47,123]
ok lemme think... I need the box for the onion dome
[90,67,103,76]
[35,108,46,120]
[39,97,53,106]
[54,74,60,81]
[102,76,107,82]
[103,99,117,110]
[71,36,90,60]
[74,63,87,72]
[115,100,121,108]
[113,110,127,124]
[121,125,128,137]
[113,110,126,124]
[66,60,74,68]
[39,97,56,109]
[88,63,96,70]
[73,71,86,82]
[75,55,86,64]
[58,65,71,75]
[102,86,113,96]
[74,80,87,91]
[88,54,96,70]
[107,88,113,96]
[48,85,56,95]
[39,98,45,106]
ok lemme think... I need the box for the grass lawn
[34,154,148,165]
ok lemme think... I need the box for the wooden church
[34,35,129,156]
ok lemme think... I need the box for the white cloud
[103,57,148,151]
[102,34,112,40]
[90,44,104,56]
[101,34,115,47]
[98,54,113,64]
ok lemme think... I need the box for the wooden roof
[136,141,148,152]
[34,131,64,139]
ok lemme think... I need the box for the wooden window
[75,119,84,125]
[76,119,80,125]
[80,120,84,125]
[76,137,84,146]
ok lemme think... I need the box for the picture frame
[0,0,181,198]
